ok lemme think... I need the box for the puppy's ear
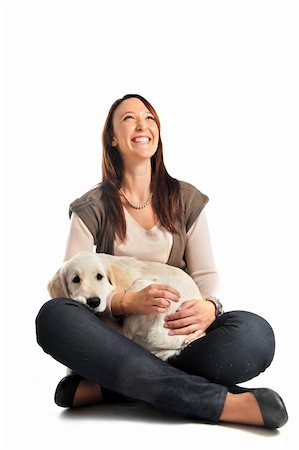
[47,268,69,298]
[107,263,134,293]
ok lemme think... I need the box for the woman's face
[111,97,159,163]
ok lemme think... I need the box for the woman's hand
[163,299,216,344]
[123,284,180,315]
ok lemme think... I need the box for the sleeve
[185,209,222,298]
[180,181,209,232]
[63,213,95,262]
[69,187,102,243]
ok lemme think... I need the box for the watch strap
[205,295,224,318]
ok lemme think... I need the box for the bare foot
[220,392,264,426]
[72,380,103,407]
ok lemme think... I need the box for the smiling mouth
[131,136,151,143]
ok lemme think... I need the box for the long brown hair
[100,93,182,241]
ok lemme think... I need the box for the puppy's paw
[184,331,206,345]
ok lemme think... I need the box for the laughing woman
[36,94,288,428]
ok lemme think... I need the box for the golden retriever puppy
[48,252,204,360]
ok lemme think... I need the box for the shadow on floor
[59,401,280,436]
[60,401,190,425]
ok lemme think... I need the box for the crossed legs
[35,298,284,427]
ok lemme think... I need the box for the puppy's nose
[87,297,101,308]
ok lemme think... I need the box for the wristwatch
[205,296,224,318]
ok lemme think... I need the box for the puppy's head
[47,252,115,313]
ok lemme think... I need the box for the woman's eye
[72,275,81,283]
[147,116,155,120]
[96,273,103,280]
[124,115,134,120]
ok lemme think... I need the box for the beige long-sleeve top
[64,208,221,299]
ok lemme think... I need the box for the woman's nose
[136,119,147,131]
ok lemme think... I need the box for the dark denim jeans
[35,298,275,423]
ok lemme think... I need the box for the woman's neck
[121,162,152,201]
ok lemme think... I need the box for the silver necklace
[119,188,153,210]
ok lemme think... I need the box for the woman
[36,94,288,428]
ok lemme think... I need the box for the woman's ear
[111,137,118,147]
[47,268,69,298]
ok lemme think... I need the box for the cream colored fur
[48,252,204,360]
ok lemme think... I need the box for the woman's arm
[63,213,94,261]
[185,209,222,299]
[164,209,222,342]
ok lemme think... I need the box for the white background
[1,0,298,449]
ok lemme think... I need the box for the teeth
[132,137,150,143]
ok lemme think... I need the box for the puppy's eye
[96,273,103,281]
[72,275,81,283]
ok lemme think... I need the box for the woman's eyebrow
[120,110,152,118]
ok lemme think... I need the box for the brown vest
[69,180,209,271]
